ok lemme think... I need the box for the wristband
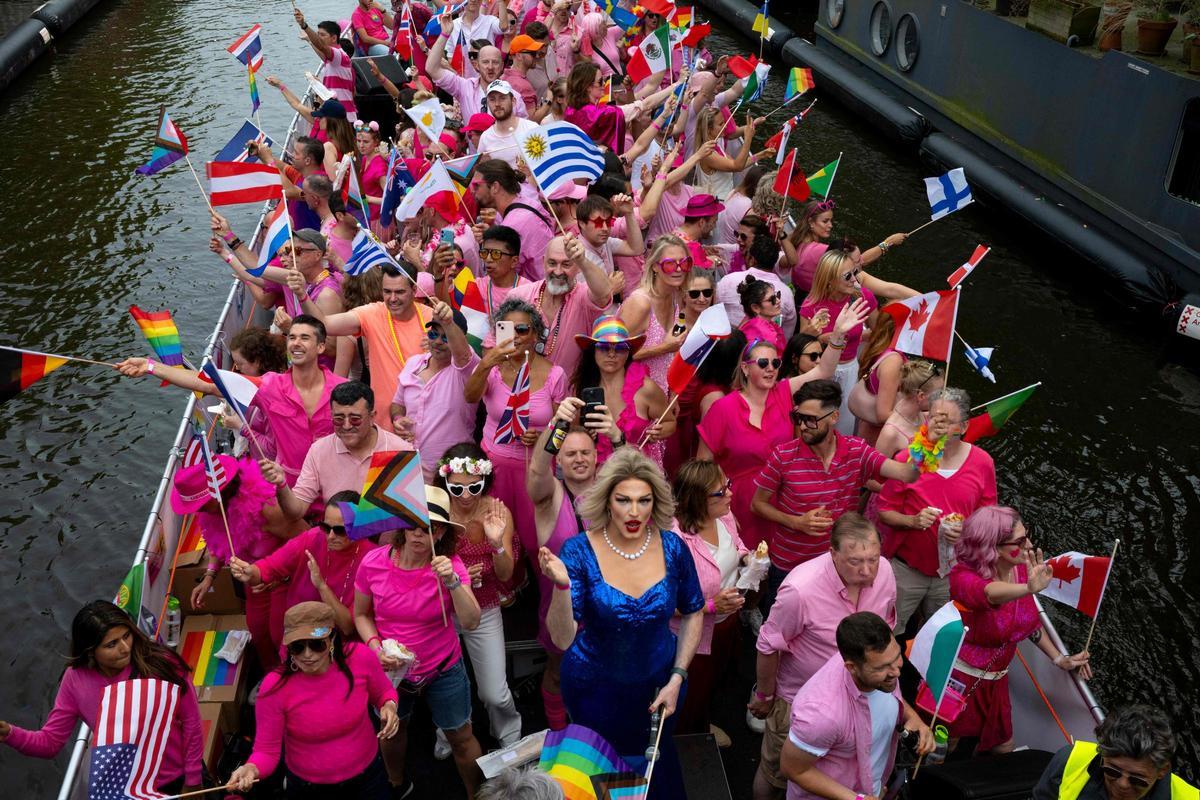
[443,575,462,590]
[221,230,238,244]
[554,581,571,591]
[828,339,847,349]
[705,597,716,614]
[301,21,309,30]
[655,173,668,182]
[491,545,506,556]
[146,359,157,375]
[651,122,661,131]
[878,241,890,253]
[753,688,775,702]
[670,667,688,682]
[366,636,382,649]
[228,237,244,251]
[221,252,235,265]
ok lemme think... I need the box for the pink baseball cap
[461,113,496,133]
[548,182,587,201]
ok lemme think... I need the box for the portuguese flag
[1,346,69,404]
[963,382,1040,443]
[806,155,841,197]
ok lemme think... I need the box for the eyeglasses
[427,329,448,342]
[747,357,782,370]
[332,413,366,427]
[790,408,837,428]
[318,522,348,536]
[287,638,330,656]
[1100,762,1154,791]
[585,215,614,229]
[446,479,486,497]
[918,363,943,391]
[658,256,693,275]
[801,348,824,361]
[688,288,714,299]
[708,479,733,498]
[479,247,513,261]
[596,342,630,354]
[512,323,532,335]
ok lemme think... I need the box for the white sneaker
[742,607,763,637]
[746,708,766,734]
[434,728,452,760]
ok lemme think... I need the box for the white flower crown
[437,456,494,477]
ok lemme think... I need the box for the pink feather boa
[197,458,280,564]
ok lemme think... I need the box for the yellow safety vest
[1059,741,1198,800]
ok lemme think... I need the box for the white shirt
[790,688,897,797]
[477,117,540,167]
[450,14,502,44]
[716,266,798,338]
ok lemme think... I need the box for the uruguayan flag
[345,229,401,276]
[962,341,996,383]
[924,167,973,221]
[516,122,605,195]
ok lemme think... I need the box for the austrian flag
[881,289,960,362]
[206,161,282,206]
[1039,552,1114,618]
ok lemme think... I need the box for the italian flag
[963,382,1040,443]
[806,155,840,197]
[1039,552,1114,618]
[628,25,672,85]
[907,601,967,712]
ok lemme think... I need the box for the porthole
[827,0,846,28]
[896,13,920,71]
[869,2,893,56]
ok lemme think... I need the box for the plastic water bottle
[926,724,949,765]
[165,596,182,648]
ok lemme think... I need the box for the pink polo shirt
[757,553,897,703]
[392,351,481,479]
[497,201,555,281]
[250,367,347,485]
[754,433,888,571]
[484,280,610,378]
[786,652,903,800]
[292,426,413,505]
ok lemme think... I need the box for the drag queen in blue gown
[539,449,705,799]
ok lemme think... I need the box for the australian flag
[89,679,181,800]
[380,148,417,222]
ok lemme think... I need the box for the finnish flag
[962,341,996,383]
[924,167,973,221]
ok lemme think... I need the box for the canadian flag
[881,289,959,362]
[1039,552,1114,618]
[947,244,990,290]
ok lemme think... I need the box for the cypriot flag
[404,97,446,143]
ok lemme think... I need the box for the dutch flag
[250,203,290,277]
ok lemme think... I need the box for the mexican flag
[806,155,840,197]
[628,25,672,85]
[963,382,1040,443]
[907,601,967,713]
[1039,552,1114,618]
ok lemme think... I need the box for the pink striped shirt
[321,47,358,121]
[754,433,888,571]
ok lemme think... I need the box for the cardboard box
[172,564,243,616]
[177,614,249,706]
[197,702,228,772]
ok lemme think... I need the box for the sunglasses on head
[790,408,837,428]
[658,256,693,275]
[808,199,836,215]
[446,479,486,497]
[918,363,944,391]
[318,521,347,536]
[596,342,630,354]
[688,288,714,299]
[479,247,513,261]
[1100,762,1154,790]
[586,215,614,229]
[287,638,330,656]
[747,357,782,370]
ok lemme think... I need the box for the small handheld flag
[773,150,811,203]
[404,96,447,146]
[737,62,770,107]
[247,64,261,114]
[494,355,531,445]
[751,1,770,36]
[881,289,960,362]
[598,76,612,105]
[135,106,189,176]
[1040,551,1114,619]
[227,24,264,71]
[925,167,973,221]
[961,340,996,383]
[345,229,402,276]
[806,154,841,198]
[199,361,259,423]
[206,161,282,206]
[516,122,606,195]
[128,306,184,368]
[947,244,990,289]
[251,203,291,277]
[89,679,182,800]
[1,346,70,404]
[907,602,968,718]
[962,382,1040,443]
[380,149,417,222]
[539,724,645,800]
[394,160,459,222]
[785,67,814,101]
[667,304,731,395]
[212,120,273,164]
[451,267,491,354]
[627,24,672,85]
[340,451,430,539]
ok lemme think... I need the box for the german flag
[1,346,69,403]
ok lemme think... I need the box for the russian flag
[207,161,282,206]
[946,244,990,289]
[228,24,264,71]
[251,203,290,277]
[666,305,731,396]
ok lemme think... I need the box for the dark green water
[0,1,1197,793]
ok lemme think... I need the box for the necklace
[323,543,358,599]
[601,524,652,560]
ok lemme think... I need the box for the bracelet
[705,597,716,614]
[434,275,445,283]
[753,688,775,702]
[443,575,462,591]
[301,21,309,30]
[366,636,382,649]
[1053,653,1067,666]
[491,545,506,556]
[828,339,847,349]
[670,667,688,682]
[221,230,237,244]
[228,237,244,251]
[877,241,890,253]
[221,252,234,265]
[655,173,668,182]
[611,432,626,448]
[651,121,661,131]
[146,359,157,375]
[554,581,571,591]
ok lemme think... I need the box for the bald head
[477,45,504,81]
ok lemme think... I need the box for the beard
[545,274,573,295]
[801,426,830,446]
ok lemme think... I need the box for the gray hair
[494,298,547,342]
[578,447,675,533]
[1096,705,1177,770]
[477,767,564,800]
[928,386,971,423]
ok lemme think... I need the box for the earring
[289,658,299,672]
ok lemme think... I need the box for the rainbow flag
[670,6,692,28]
[340,451,429,539]
[598,76,612,105]
[1,346,69,404]
[135,105,189,176]
[129,305,184,367]
[450,267,490,354]
[247,64,261,114]
[178,514,206,556]
[963,382,1040,443]
[785,67,815,101]
[180,629,240,688]
[539,725,646,800]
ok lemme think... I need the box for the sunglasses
[790,408,836,428]
[998,535,1029,549]
[287,638,330,656]
[801,348,824,361]
[585,215,614,229]
[688,288,714,299]
[747,357,782,370]
[658,256,693,275]
[735,231,750,242]
[318,521,348,536]
[761,293,781,305]
[512,323,532,335]
[918,363,944,390]
[709,479,733,498]
[479,247,513,261]
[446,479,486,497]
[840,268,863,283]
[1100,762,1154,790]
[332,413,366,427]
[596,342,630,354]
[806,199,836,216]
[427,329,448,343]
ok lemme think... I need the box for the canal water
[0,0,1196,793]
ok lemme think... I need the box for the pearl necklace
[601,525,652,560]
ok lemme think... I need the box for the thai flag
[515,122,605,195]
[206,161,282,206]
[962,340,996,383]
[667,305,731,396]
[946,244,990,289]
[212,120,273,164]
[251,202,290,277]
[924,167,973,221]
[493,357,530,445]
[88,679,181,800]
[423,2,467,40]
[200,360,259,424]
[345,230,401,276]
[228,24,264,72]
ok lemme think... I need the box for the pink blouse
[481,363,568,461]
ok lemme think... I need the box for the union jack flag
[88,679,181,800]
[493,356,530,445]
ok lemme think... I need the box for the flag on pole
[627,25,672,84]
[449,28,471,76]
[246,64,261,114]
[881,289,959,362]
[767,119,794,165]
[907,601,967,716]
[212,120,273,164]
[670,6,693,28]
[114,562,145,621]
[393,3,413,59]
[494,356,531,444]
[738,62,770,106]
[539,724,644,800]
[1,346,70,404]
[422,1,468,40]
[206,161,282,206]
[404,96,447,147]
[751,1,770,35]
[773,150,811,203]
[726,54,759,79]
[250,202,291,276]
[135,106,189,176]
[962,382,1039,443]
[345,229,401,276]
[227,24,264,71]
[598,76,612,105]
[785,67,815,100]
[947,244,990,289]
[380,150,417,222]
[89,678,182,800]
[340,451,430,539]
[925,167,973,221]
[961,341,996,383]
[451,267,491,353]
[1040,552,1114,618]
[806,155,840,198]
[680,22,710,47]
[193,419,228,503]
[667,305,731,395]
[395,160,458,221]
[516,122,606,194]
[199,361,259,422]
[334,155,371,228]
[128,306,184,368]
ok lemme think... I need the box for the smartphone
[581,387,605,424]
[496,320,515,349]
[439,228,455,246]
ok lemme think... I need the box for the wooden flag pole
[1082,539,1120,654]
[636,394,679,450]
[162,780,259,800]
[183,153,217,215]
[763,94,815,121]
[905,217,940,238]
[911,706,941,779]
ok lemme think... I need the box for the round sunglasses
[746,357,782,370]
[658,256,693,275]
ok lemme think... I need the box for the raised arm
[425,10,453,82]
[265,76,315,124]
[608,194,644,257]
[786,298,870,393]
[528,398,582,506]
[113,358,220,395]
[286,271,364,336]
[564,234,613,307]
[294,6,333,61]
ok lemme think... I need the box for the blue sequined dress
[559,530,704,800]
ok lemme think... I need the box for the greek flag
[516,122,605,195]
[924,167,973,221]
[345,229,401,276]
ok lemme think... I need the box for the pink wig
[954,505,1021,581]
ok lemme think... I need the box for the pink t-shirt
[360,153,388,223]
[715,192,752,246]
[249,367,347,485]
[477,273,528,318]
[792,242,829,294]
[645,184,697,243]
[256,527,378,612]
[485,280,610,378]
[739,316,786,354]
[392,351,481,478]
[502,67,538,112]
[248,643,397,783]
[800,288,878,363]
[433,70,529,122]
[481,363,567,460]
[321,47,358,121]
[354,547,471,679]
[497,201,555,281]
[351,5,389,43]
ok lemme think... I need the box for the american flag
[180,422,205,469]
[89,679,181,800]
[192,420,226,500]
[493,356,530,445]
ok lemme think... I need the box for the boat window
[870,2,893,56]
[828,0,846,28]
[896,14,920,71]
[1168,99,1200,205]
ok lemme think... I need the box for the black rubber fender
[782,38,929,146]
[696,0,795,57]
[33,0,105,36]
[0,18,52,93]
